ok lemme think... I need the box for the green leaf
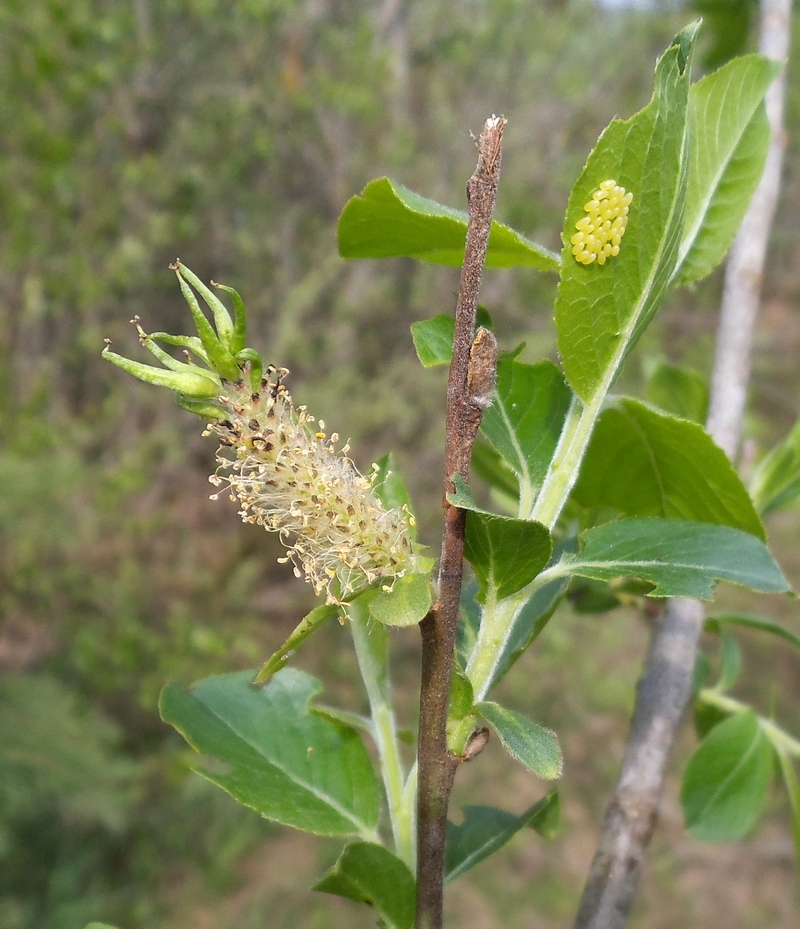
[480,359,573,509]
[85,924,119,929]
[312,704,374,736]
[569,577,630,614]
[528,789,561,840]
[695,0,754,69]
[159,669,380,838]
[693,698,729,741]
[716,632,742,692]
[338,177,560,270]
[543,518,789,599]
[445,793,560,884]
[373,453,415,526]
[411,315,454,367]
[464,512,552,602]
[572,399,765,539]
[369,572,432,627]
[449,665,476,724]
[313,841,416,929]
[681,710,773,841]
[645,357,709,423]
[449,477,552,601]
[253,603,340,685]
[749,419,800,516]
[456,580,482,667]
[479,552,571,692]
[674,54,780,285]
[410,307,494,368]
[556,25,697,402]
[775,749,800,870]
[476,701,561,780]
[705,613,800,652]
[470,440,520,504]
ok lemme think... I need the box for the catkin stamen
[207,370,417,603]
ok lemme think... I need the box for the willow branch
[574,5,791,927]
[415,115,504,929]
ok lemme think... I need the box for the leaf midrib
[673,90,763,277]
[688,725,764,829]
[195,695,375,833]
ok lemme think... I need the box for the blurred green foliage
[0,1,797,927]
[691,0,758,68]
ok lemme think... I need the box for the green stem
[464,586,514,706]
[349,601,415,868]
[401,761,418,866]
[529,391,602,526]
[464,347,613,704]
[698,688,800,757]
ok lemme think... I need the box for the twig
[415,115,504,929]
[573,596,706,929]
[707,0,791,460]
[573,4,791,927]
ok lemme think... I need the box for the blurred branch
[573,3,792,927]
[375,0,411,127]
[707,0,792,459]
[416,115,504,929]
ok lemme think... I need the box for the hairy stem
[574,4,791,926]
[416,115,504,929]
[349,601,414,868]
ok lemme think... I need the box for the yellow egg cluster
[571,179,633,266]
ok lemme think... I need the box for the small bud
[460,727,490,763]
[467,327,498,409]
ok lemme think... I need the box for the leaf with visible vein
[749,418,800,517]
[448,477,552,600]
[541,518,789,600]
[480,359,572,508]
[477,701,562,779]
[681,710,773,841]
[445,794,560,884]
[556,25,698,401]
[160,669,381,838]
[572,399,764,539]
[313,841,416,929]
[674,54,780,285]
[338,177,560,270]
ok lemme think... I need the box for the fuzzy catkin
[206,367,417,603]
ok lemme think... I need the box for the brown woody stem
[415,115,504,929]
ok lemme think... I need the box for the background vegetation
[1,1,798,927]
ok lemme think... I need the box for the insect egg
[571,180,633,266]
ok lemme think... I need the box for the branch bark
[706,0,791,460]
[573,5,791,927]
[415,115,504,929]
